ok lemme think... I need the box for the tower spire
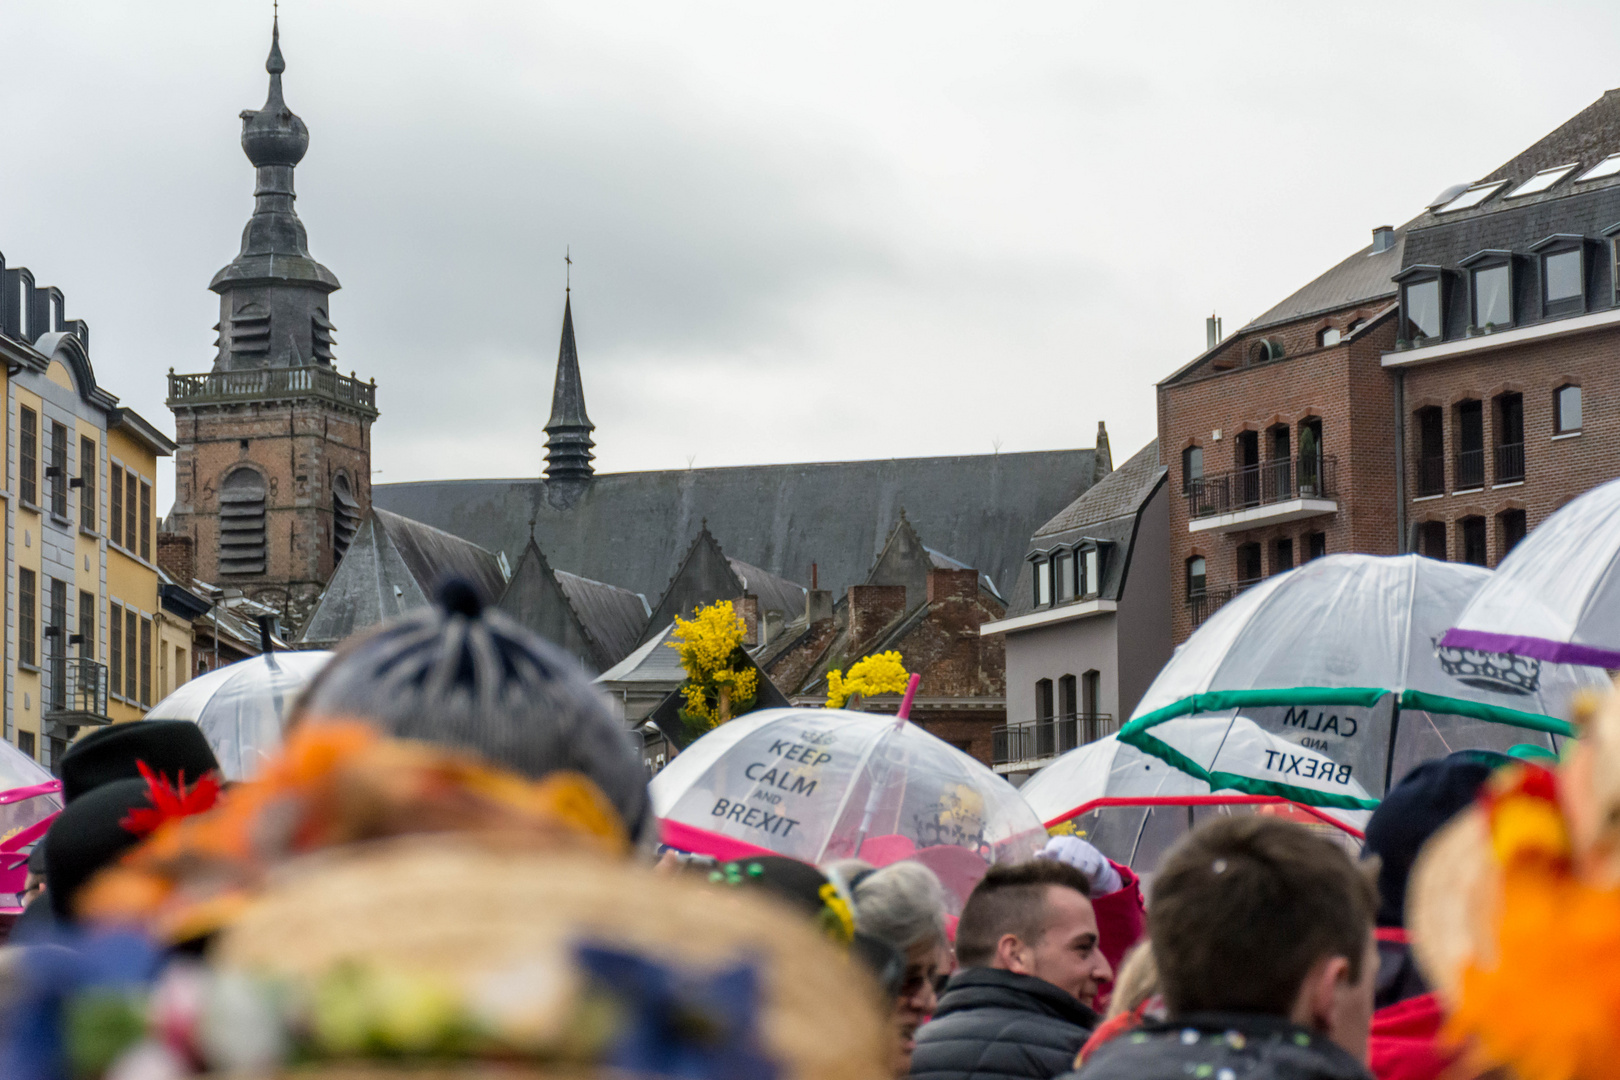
[210,12,340,371]
[544,289,596,484]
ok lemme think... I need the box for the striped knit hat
[295,578,650,841]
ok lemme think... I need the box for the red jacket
[1369,929,1454,1080]
[1091,861,1146,977]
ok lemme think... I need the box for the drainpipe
[1394,369,1407,553]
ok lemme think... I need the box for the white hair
[826,858,948,951]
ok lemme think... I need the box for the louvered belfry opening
[332,471,359,564]
[219,467,268,575]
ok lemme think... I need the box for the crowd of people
[0,576,1605,1079]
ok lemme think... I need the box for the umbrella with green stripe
[1121,555,1604,807]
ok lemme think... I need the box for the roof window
[1436,182,1507,213]
[1505,164,1577,198]
[1577,154,1620,182]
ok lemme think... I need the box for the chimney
[157,532,195,585]
[763,609,784,646]
[927,568,978,604]
[847,585,907,650]
[1205,313,1223,350]
[1093,422,1112,482]
[1371,225,1395,254]
[734,595,760,647]
[806,588,833,623]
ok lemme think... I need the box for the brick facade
[168,397,372,631]
[1398,326,1620,565]
[1160,304,1400,643]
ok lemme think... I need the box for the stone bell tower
[166,17,377,632]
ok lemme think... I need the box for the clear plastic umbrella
[1018,729,1367,875]
[1443,476,1620,667]
[144,651,333,781]
[0,739,62,908]
[1123,554,1607,809]
[651,707,1047,911]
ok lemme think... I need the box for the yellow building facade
[0,270,179,768]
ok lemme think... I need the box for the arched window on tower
[219,468,267,576]
[333,471,359,565]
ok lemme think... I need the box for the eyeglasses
[899,970,951,1001]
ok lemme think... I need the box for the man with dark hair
[1074,816,1379,1080]
[910,860,1112,1080]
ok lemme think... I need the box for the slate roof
[1243,227,1406,333]
[374,447,1100,607]
[726,557,808,625]
[1393,90,1620,341]
[596,624,685,686]
[554,570,649,663]
[1005,439,1166,619]
[299,508,507,647]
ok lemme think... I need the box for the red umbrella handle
[896,673,921,721]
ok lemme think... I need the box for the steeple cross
[565,247,572,292]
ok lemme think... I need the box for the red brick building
[1159,88,1620,646]
[1158,229,1405,643]
[1384,91,1620,568]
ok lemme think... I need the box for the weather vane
[565,246,572,292]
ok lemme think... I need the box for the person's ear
[1295,955,1351,1031]
[994,932,1030,974]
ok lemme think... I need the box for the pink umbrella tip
[896,673,922,720]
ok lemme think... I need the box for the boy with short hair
[1073,816,1378,1080]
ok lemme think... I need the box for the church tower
[166,17,376,630]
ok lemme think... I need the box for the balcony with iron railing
[1495,442,1525,484]
[1186,455,1338,533]
[43,657,109,731]
[993,713,1116,770]
[167,366,378,416]
[1188,586,1234,628]
[1416,454,1445,497]
[1454,448,1485,491]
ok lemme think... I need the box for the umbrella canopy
[0,740,62,906]
[144,651,333,781]
[1019,730,1366,873]
[651,707,1046,911]
[1442,476,1620,667]
[1123,554,1606,809]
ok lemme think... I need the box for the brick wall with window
[1159,306,1401,643]
[1400,324,1620,567]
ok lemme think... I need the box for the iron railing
[993,714,1116,766]
[1416,455,1445,497]
[168,367,378,415]
[1454,448,1485,490]
[43,658,109,723]
[1187,455,1337,520]
[1495,442,1525,484]
[1188,587,1233,628]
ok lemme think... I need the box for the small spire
[565,246,572,293]
[543,289,596,483]
[267,4,285,74]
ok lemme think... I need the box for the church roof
[492,534,650,673]
[299,507,507,647]
[374,446,1099,612]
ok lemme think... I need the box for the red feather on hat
[121,760,221,838]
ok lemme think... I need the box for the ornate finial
[565,247,572,293]
[267,4,285,75]
[528,513,537,542]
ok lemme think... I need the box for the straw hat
[208,833,889,1080]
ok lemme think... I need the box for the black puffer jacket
[908,967,1099,1080]
[1069,1013,1374,1080]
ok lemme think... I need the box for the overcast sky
[1,2,1616,509]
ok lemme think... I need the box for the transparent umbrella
[651,707,1047,911]
[1123,554,1607,809]
[1018,729,1367,875]
[144,651,333,780]
[1443,476,1620,667]
[0,740,62,907]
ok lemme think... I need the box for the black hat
[297,578,651,841]
[59,720,220,803]
[1363,749,1510,927]
[43,777,154,922]
[710,855,856,945]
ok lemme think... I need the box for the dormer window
[1033,557,1052,607]
[1531,236,1587,317]
[1460,251,1514,331]
[1053,551,1074,601]
[1396,270,1444,343]
[1318,327,1341,347]
[1082,547,1101,597]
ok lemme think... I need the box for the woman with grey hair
[829,859,951,1078]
